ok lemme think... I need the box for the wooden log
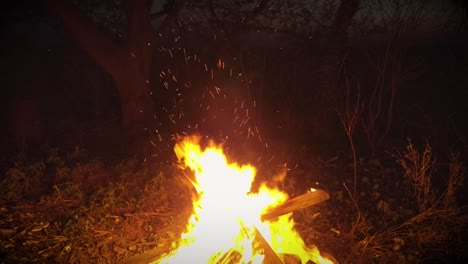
[119,243,174,264]
[218,249,242,264]
[120,230,284,264]
[260,189,330,222]
[120,190,330,264]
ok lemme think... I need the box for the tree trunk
[316,0,360,104]
[114,55,155,132]
[47,0,179,134]
[305,0,360,147]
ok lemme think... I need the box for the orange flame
[158,135,332,264]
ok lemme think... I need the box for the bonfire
[153,135,333,264]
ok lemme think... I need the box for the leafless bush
[358,0,433,156]
[395,140,435,211]
[444,153,465,208]
[347,140,466,262]
[337,71,363,199]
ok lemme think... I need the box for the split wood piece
[253,226,284,264]
[215,226,283,264]
[260,189,330,222]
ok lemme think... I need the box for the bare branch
[331,0,360,34]
[252,0,271,16]
[47,0,125,79]
[154,0,187,36]
[208,0,221,23]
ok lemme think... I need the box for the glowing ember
[157,135,333,264]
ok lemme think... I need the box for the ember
[157,135,333,264]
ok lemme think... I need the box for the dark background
[0,1,467,262]
[1,1,466,157]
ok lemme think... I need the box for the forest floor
[0,128,467,264]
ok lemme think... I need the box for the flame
[157,135,333,264]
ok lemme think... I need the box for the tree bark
[48,0,184,133]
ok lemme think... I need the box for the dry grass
[0,148,193,263]
[395,140,435,211]
[1,139,465,263]
[344,140,466,262]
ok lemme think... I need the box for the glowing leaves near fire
[158,135,332,264]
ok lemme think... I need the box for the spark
[169,115,176,124]
[239,116,250,128]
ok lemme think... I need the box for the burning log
[253,227,284,264]
[119,244,172,264]
[119,227,285,264]
[260,189,330,222]
[120,189,330,264]
[215,226,283,264]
